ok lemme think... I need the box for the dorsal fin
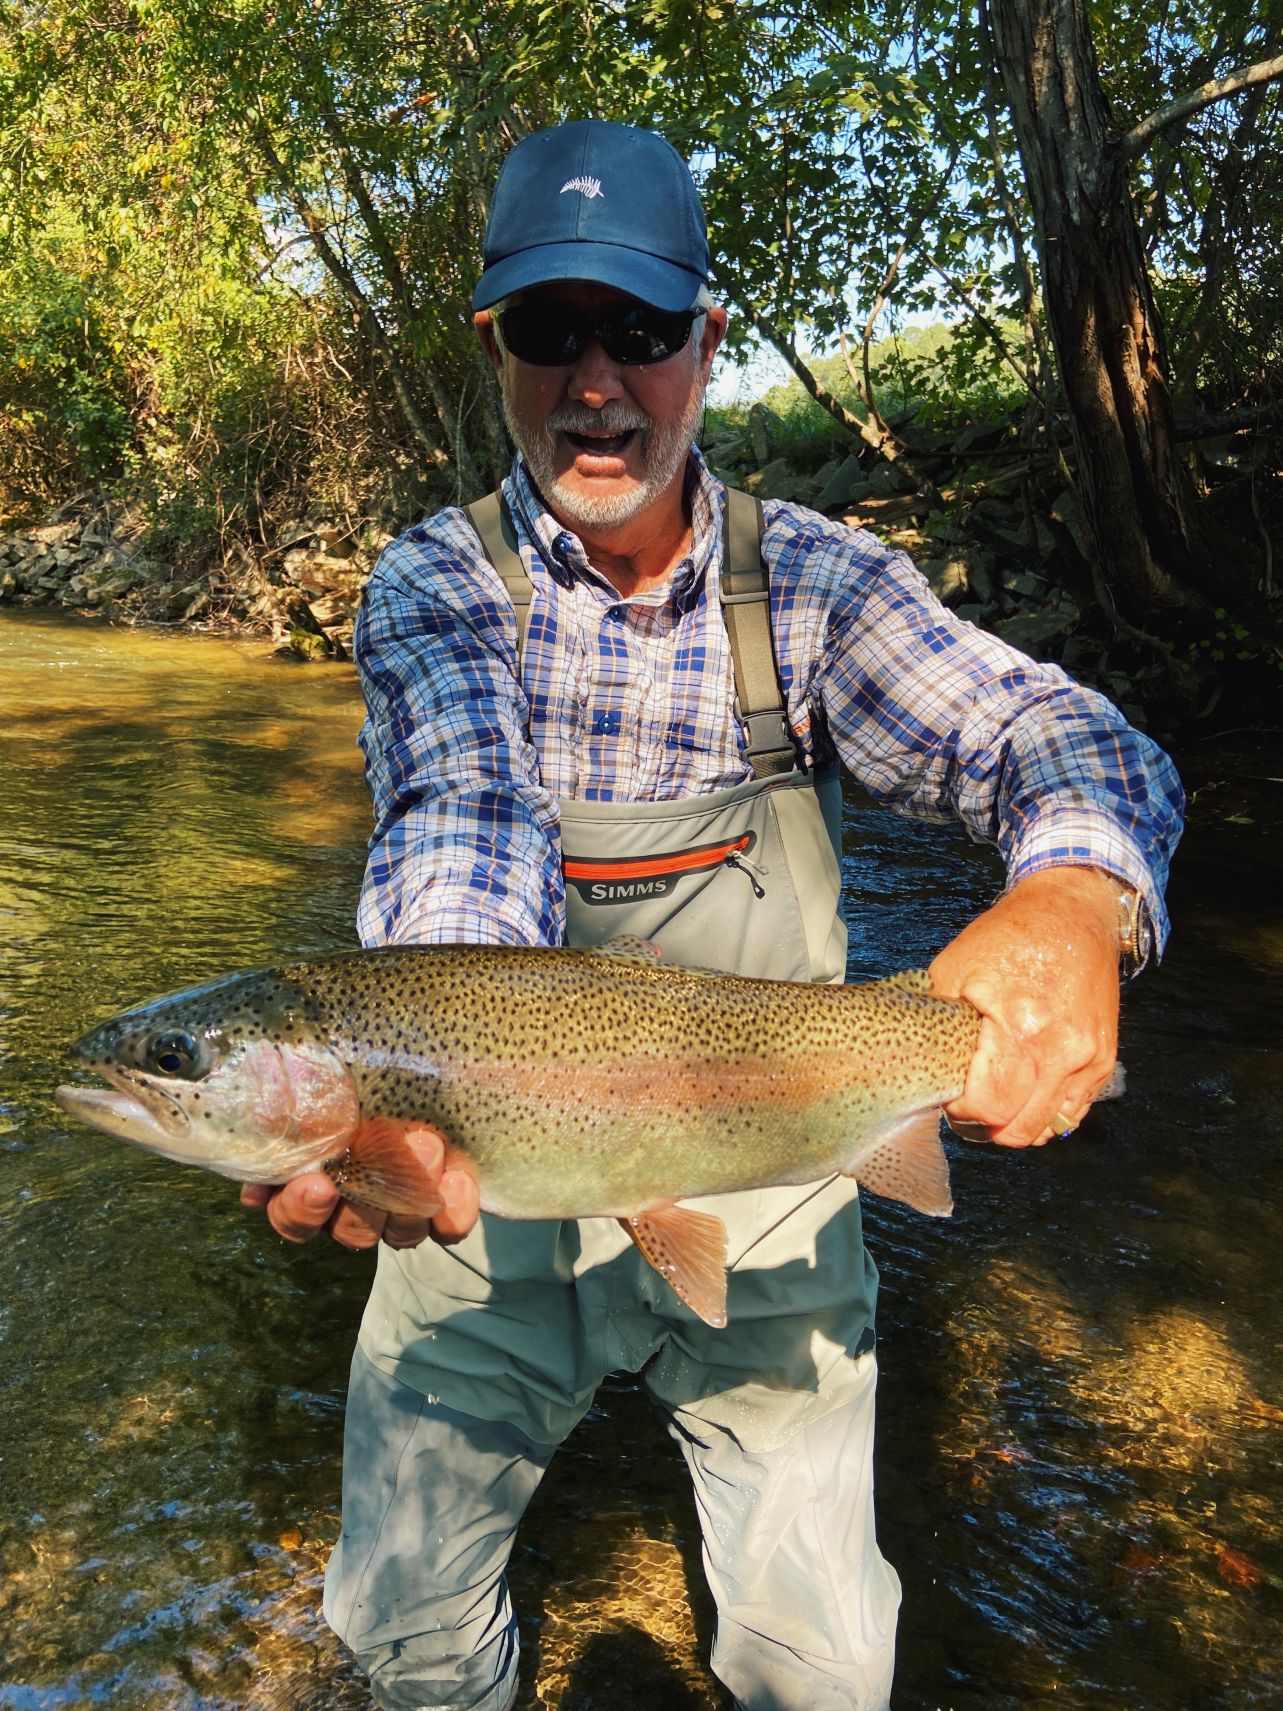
[590,937,728,979]
[589,935,665,965]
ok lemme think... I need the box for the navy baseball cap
[472,120,710,314]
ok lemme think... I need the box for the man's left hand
[928,866,1123,1148]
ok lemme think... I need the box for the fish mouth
[56,1063,190,1147]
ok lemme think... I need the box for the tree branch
[736,300,939,496]
[737,300,869,440]
[317,104,482,493]
[856,240,906,439]
[1122,52,1283,160]
[253,125,448,471]
[926,250,1045,403]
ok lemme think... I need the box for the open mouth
[56,1063,189,1143]
[564,429,639,460]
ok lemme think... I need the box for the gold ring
[1051,1109,1077,1136]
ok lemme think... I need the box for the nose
[566,336,626,408]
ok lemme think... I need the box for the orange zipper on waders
[563,833,766,903]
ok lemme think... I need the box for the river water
[0,610,1278,1711]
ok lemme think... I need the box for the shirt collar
[503,448,723,615]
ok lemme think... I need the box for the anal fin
[324,1115,447,1216]
[622,1203,729,1327]
[851,1108,954,1217]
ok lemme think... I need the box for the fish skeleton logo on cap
[560,175,603,199]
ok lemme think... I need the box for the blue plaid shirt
[354,450,1183,958]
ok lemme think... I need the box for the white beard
[500,373,705,534]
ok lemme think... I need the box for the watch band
[1117,886,1153,979]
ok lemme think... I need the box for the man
[243,120,1182,1711]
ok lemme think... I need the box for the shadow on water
[1,612,1279,1710]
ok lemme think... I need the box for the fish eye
[145,1029,204,1079]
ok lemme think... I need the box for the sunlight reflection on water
[0,611,1279,1711]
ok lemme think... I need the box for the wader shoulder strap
[464,489,533,650]
[465,484,796,777]
[719,487,797,778]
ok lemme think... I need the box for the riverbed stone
[919,556,972,603]
[282,548,354,593]
[27,520,80,546]
[995,606,1078,655]
[744,459,815,503]
[815,454,866,512]
[83,565,146,602]
[1001,568,1050,600]
[287,627,331,660]
[748,402,781,465]
[164,580,207,618]
[863,458,917,498]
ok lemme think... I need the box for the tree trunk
[987,0,1205,621]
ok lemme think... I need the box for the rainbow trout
[56,937,980,1325]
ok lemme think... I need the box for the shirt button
[607,605,624,621]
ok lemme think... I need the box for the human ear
[697,307,728,376]
[474,311,503,374]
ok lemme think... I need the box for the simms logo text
[575,875,672,904]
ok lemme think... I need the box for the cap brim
[472,242,704,313]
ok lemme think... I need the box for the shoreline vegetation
[4,6,1280,737]
[2,350,1272,738]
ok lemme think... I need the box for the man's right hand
[239,1125,482,1251]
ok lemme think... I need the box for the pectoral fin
[324,1116,447,1216]
[850,1108,954,1217]
[622,1204,729,1328]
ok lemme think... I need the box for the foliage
[0,0,1278,618]
[0,232,134,501]
[705,319,1031,473]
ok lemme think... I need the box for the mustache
[546,404,651,435]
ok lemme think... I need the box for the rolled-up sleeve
[353,527,565,950]
[810,539,1184,957]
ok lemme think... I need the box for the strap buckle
[739,706,797,775]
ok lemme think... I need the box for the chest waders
[331,489,900,1711]
[356,488,879,1452]
[468,484,848,980]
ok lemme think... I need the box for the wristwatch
[1117,884,1153,979]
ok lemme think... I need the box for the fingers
[241,1150,482,1252]
[928,865,1125,1151]
[239,1174,388,1250]
[941,1013,1118,1150]
[241,1173,342,1242]
[430,1165,481,1243]
[940,1012,1035,1141]
[945,1049,1119,1150]
[329,1199,389,1249]
[992,1054,1118,1149]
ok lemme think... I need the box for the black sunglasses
[494,300,698,367]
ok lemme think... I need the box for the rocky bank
[0,421,1106,679]
[0,499,391,659]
